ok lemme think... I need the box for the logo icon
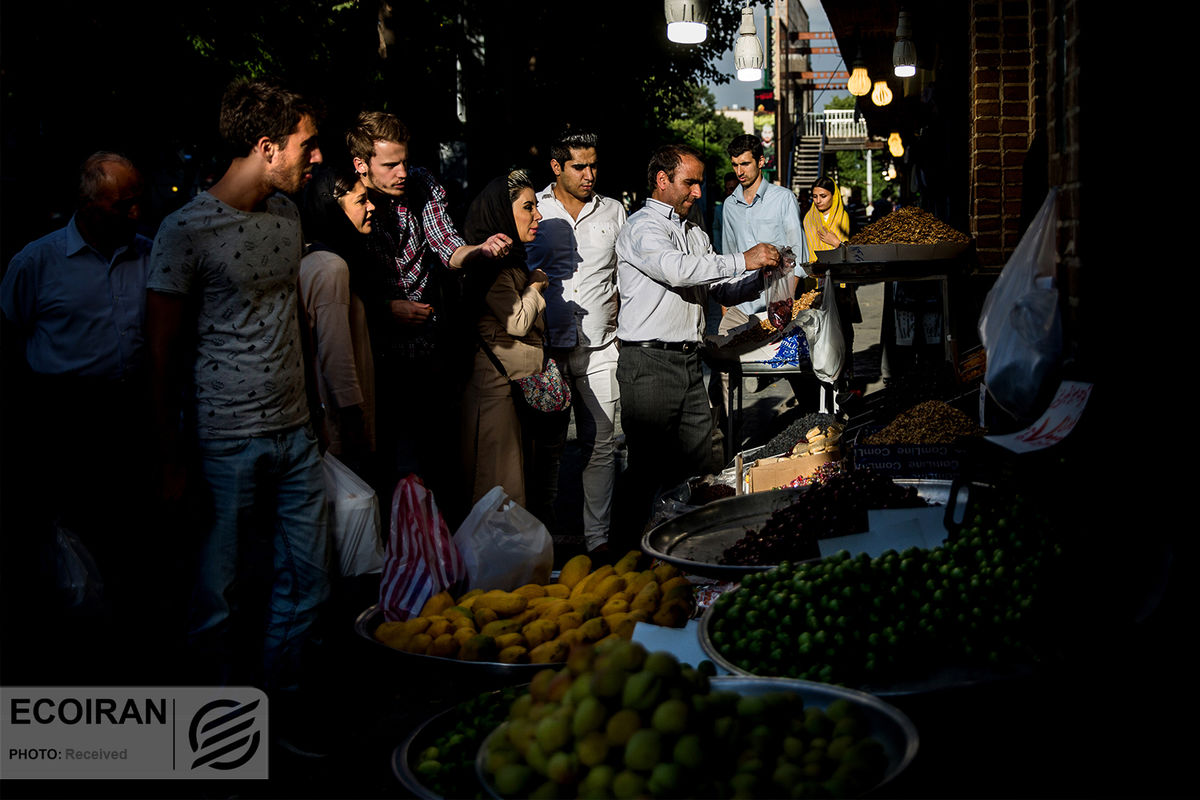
[188,698,262,770]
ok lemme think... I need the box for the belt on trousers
[619,339,700,354]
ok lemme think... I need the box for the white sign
[985,380,1093,453]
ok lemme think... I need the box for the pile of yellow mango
[373,551,693,665]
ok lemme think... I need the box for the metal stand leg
[727,367,742,459]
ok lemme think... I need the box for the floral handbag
[512,357,571,413]
[477,335,571,414]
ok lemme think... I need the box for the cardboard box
[743,450,835,493]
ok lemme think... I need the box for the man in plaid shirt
[348,111,509,504]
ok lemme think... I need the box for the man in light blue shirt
[720,133,807,321]
[712,135,811,448]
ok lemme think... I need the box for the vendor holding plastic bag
[461,170,557,514]
[803,176,861,385]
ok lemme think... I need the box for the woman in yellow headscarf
[803,176,850,260]
[802,176,861,390]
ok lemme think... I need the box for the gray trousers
[613,344,716,542]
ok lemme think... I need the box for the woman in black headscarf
[461,169,547,509]
[299,161,377,473]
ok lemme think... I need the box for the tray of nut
[812,207,972,271]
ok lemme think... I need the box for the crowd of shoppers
[1,76,853,753]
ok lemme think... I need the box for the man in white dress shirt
[526,131,625,554]
[612,144,780,541]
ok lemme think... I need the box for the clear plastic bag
[764,246,799,330]
[978,189,1062,419]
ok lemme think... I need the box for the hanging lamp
[888,132,904,157]
[893,11,917,77]
[734,5,764,82]
[848,43,871,96]
[665,0,708,44]
[871,80,893,107]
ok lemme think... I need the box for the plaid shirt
[365,166,465,305]
[363,167,466,356]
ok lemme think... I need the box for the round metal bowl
[393,686,525,800]
[392,704,454,800]
[475,675,918,798]
[698,585,1036,696]
[355,604,549,680]
[642,479,954,581]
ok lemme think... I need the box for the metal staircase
[791,136,824,195]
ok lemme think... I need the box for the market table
[705,356,827,460]
[810,242,974,366]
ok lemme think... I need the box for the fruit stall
[344,202,1167,800]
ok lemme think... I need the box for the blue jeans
[190,424,330,691]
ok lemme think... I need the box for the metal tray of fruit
[393,686,525,800]
[642,480,953,581]
[355,604,548,680]
[697,591,1035,697]
[474,675,918,799]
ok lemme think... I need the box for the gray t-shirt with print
[148,191,309,439]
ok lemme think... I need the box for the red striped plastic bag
[378,474,467,621]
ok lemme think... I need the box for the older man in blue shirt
[1,152,154,672]
[2,153,150,380]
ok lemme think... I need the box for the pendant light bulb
[665,0,708,44]
[734,5,764,82]
[848,66,871,96]
[888,131,904,157]
[871,80,893,107]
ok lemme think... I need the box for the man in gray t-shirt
[146,79,329,705]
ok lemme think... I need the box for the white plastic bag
[322,453,384,577]
[452,486,554,592]
[978,188,1062,419]
[798,274,846,383]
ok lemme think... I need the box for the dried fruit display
[720,469,927,566]
[849,206,969,246]
[863,400,982,445]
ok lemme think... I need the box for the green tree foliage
[666,85,748,169]
[2,0,765,236]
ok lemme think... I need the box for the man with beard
[145,80,330,740]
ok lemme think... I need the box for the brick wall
[969,1,1047,268]
[1046,0,1082,365]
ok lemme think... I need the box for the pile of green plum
[483,640,890,799]
[413,686,524,798]
[708,492,1062,687]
